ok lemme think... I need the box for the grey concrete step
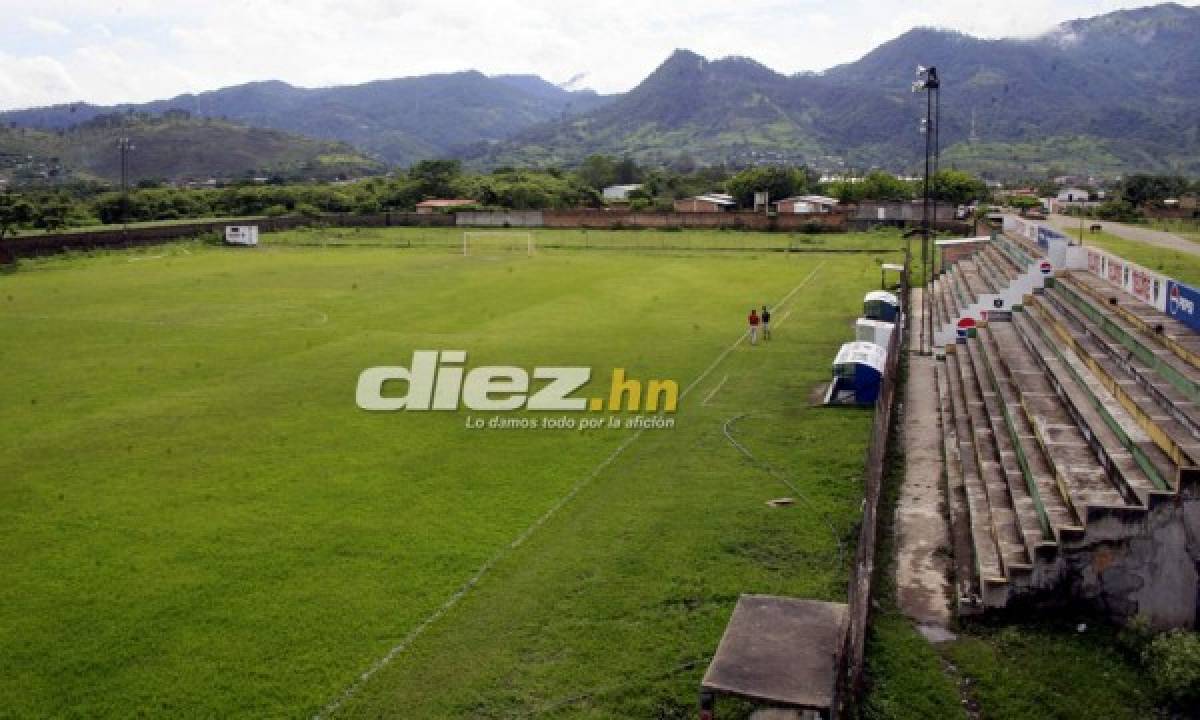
[1064,271,1200,373]
[963,336,1056,567]
[1011,309,1163,508]
[959,259,992,298]
[935,361,983,612]
[981,244,1020,281]
[987,320,1129,520]
[972,249,1008,292]
[954,341,1034,577]
[976,324,1082,542]
[1050,279,1200,458]
[1034,289,1187,486]
[944,351,1009,607]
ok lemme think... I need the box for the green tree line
[1,156,998,237]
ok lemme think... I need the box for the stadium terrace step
[958,259,993,299]
[1011,309,1167,508]
[1064,271,1200,372]
[981,244,1021,282]
[948,264,972,308]
[943,351,1009,607]
[962,337,1057,565]
[1034,288,1200,479]
[1053,279,1200,450]
[952,343,1033,578]
[971,251,1006,293]
[1001,231,1044,262]
[986,320,1133,522]
[947,275,963,318]
[935,282,949,331]
[936,362,983,612]
[976,324,1082,544]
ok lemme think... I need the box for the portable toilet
[827,341,887,406]
[829,341,887,405]
[863,291,899,322]
[856,318,895,349]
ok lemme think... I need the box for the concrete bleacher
[927,227,1200,627]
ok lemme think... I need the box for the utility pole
[118,137,134,236]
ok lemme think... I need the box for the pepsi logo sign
[1039,261,1053,275]
[1170,284,1195,316]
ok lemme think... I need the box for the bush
[295,203,322,219]
[1095,200,1141,222]
[264,204,289,217]
[1143,630,1200,708]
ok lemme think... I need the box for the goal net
[462,231,534,256]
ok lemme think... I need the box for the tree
[1008,195,1041,213]
[931,169,987,206]
[0,191,35,241]
[726,166,808,208]
[858,171,914,202]
[34,198,71,232]
[576,155,619,191]
[614,156,642,184]
[1119,174,1189,208]
[408,159,462,199]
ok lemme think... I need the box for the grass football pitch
[1,229,901,717]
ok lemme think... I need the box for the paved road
[1047,213,1200,257]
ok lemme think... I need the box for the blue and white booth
[826,341,887,406]
[863,291,900,323]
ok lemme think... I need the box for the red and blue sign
[956,317,976,339]
[1167,280,1200,332]
[1036,226,1067,249]
[1039,260,1053,276]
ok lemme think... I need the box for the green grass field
[1,229,902,717]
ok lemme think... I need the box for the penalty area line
[701,375,729,406]
[314,259,826,718]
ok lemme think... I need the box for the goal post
[462,231,534,256]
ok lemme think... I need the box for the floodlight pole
[915,66,940,356]
[118,137,133,237]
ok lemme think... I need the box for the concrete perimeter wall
[2,212,453,259]
[839,284,907,714]
[540,209,847,231]
[2,209,856,261]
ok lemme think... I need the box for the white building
[774,194,839,214]
[1057,187,1092,203]
[602,184,643,202]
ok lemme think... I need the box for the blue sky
[0,1,1183,110]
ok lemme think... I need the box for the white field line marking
[128,254,165,262]
[315,259,826,718]
[701,375,729,406]
[680,261,824,398]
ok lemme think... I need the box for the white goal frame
[462,231,534,256]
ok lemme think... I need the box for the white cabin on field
[224,225,259,246]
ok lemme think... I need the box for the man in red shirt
[748,308,760,345]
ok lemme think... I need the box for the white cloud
[0,0,1188,111]
[26,17,71,37]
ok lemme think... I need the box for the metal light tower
[118,137,134,234]
[912,66,940,356]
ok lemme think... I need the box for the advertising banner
[1166,280,1200,333]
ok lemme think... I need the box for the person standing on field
[761,305,772,341]
[748,308,760,345]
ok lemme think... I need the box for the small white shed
[225,225,259,246]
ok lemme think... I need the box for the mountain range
[3,2,1198,182]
